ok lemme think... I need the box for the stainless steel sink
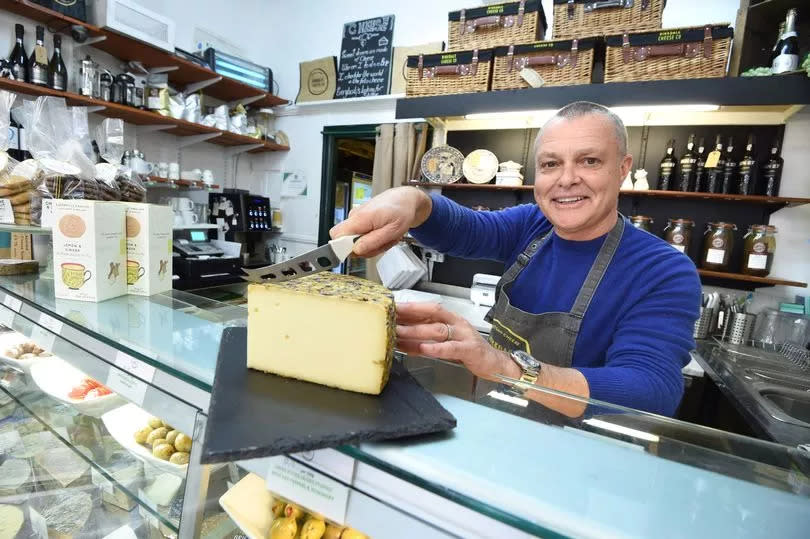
[755,385,810,428]
[743,368,810,391]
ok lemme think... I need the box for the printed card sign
[266,455,350,525]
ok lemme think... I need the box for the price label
[40,199,54,229]
[0,199,14,224]
[292,448,356,484]
[705,150,721,169]
[29,507,48,539]
[0,306,14,329]
[106,370,148,406]
[2,295,22,313]
[266,455,350,525]
[39,312,64,335]
[30,325,56,353]
[92,467,115,495]
[114,351,156,383]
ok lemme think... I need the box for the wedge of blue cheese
[247,273,396,395]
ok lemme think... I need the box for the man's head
[534,101,632,241]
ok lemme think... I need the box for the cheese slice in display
[247,273,395,395]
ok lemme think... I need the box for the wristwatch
[509,350,541,389]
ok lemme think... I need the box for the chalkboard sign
[336,15,395,99]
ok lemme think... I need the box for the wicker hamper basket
[604,24,733,83]
[492,38,596,90]
[448,0,547,51]
[553,0,665,40]
[406,49,493,97]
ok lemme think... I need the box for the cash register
[172,229,240,290]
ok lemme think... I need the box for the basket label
[440,54,458,65]
[486,4,505,14]
[657,30,682,42]
[532,42,555,49]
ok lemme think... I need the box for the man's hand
[396,302,519,382]
[329,187,433,257]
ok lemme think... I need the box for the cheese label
[266,455,350,525]
[2,295,21,313]
[38,313,63,335]
[115,351,156,383]
[106,370,147,405]
[30,325,56,353]
[292,448,356,484]
[0,306,14,329]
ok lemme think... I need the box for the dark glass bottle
[658,139,677,191]
[770,22,785,66]
[677,134,697,191]
[704,135,725,193]
[720,137,737,194]
[48,34,67,91]
[28,25,48,87]
[772,8,800,74]
[761,139,784,197]
[693,137,706,193]
[8,23,29,83]
[737,135,757,196]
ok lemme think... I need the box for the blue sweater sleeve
[410,194,535,263]
[576,253,701,416]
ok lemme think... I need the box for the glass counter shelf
[0,271,808,538]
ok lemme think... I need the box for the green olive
[323,525,343,539]
[147,416,164,429]
[270,517,297,539]
[133,426,153,444]
[152,443,174,461]
[173,433,192,453]
[300,518,326,539]
[341,529,367,539]
[169,451,189,465]
[145,427,168,447]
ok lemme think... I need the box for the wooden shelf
[0,78,289,154]
[0,0,287,107]
[619,190,810,207]
[396,76,810,120]
[409,183,810,207]
[697,269,807,288]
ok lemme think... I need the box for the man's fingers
[352,224,403,257]
[396,322,449,342]
[330,212,372,239]
[394,340,424,355]
[419,340,475,361]
[396,302,456,324]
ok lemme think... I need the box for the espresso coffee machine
[209,190,273,265]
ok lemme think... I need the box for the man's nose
[557,162,580,187]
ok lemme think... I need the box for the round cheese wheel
[463,149,498,184]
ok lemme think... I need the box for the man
[330,101,701,417]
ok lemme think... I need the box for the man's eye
[583,157,600,166]
[540,161,558,169]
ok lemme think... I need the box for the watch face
[512,350,540,370]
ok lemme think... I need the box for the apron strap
[494,226,553,300]
[569,215,626,318]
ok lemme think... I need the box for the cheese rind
[247,273,395,395]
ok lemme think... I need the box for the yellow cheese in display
[247,273,396,395]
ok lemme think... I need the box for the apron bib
[486,215,625,368]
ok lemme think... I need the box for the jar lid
[629,215,653,222]
[749,224,777,233]
[707,221,737,229]
[667,218,695,226]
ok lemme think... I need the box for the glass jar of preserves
[742,225,776,277]
[629,215,654,232]
[701,222,737,271]
[663,218,694,254]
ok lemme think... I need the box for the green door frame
[318,124,378,246]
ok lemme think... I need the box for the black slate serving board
[201,327,457,463]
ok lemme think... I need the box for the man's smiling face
[534,114,632,240]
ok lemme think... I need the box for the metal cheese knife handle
[242,235,360,284]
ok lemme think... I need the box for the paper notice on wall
[281,171,308,198]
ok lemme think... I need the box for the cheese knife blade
[242,235,360,284]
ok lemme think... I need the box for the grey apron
[485,215,625,368]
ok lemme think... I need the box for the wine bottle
[8,23,29,83]
[677,134,697,191]
[761,139,784,197]
[658,139,677,191]
[720,137,737,194]
[48,34,67,91]
[28,25,48,87]
[703,135,725,193]
[769,22,785,66]
[738,135,757,196]
[693,137,706,192]
[772,9,800,74]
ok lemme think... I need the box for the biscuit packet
[13,97,99,225]
[96,119,144,202]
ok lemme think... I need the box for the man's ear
[619,154,633,180]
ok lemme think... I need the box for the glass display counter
[0,272,808,538]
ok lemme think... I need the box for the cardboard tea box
[53,200,126,302]
[123,203,173,296]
